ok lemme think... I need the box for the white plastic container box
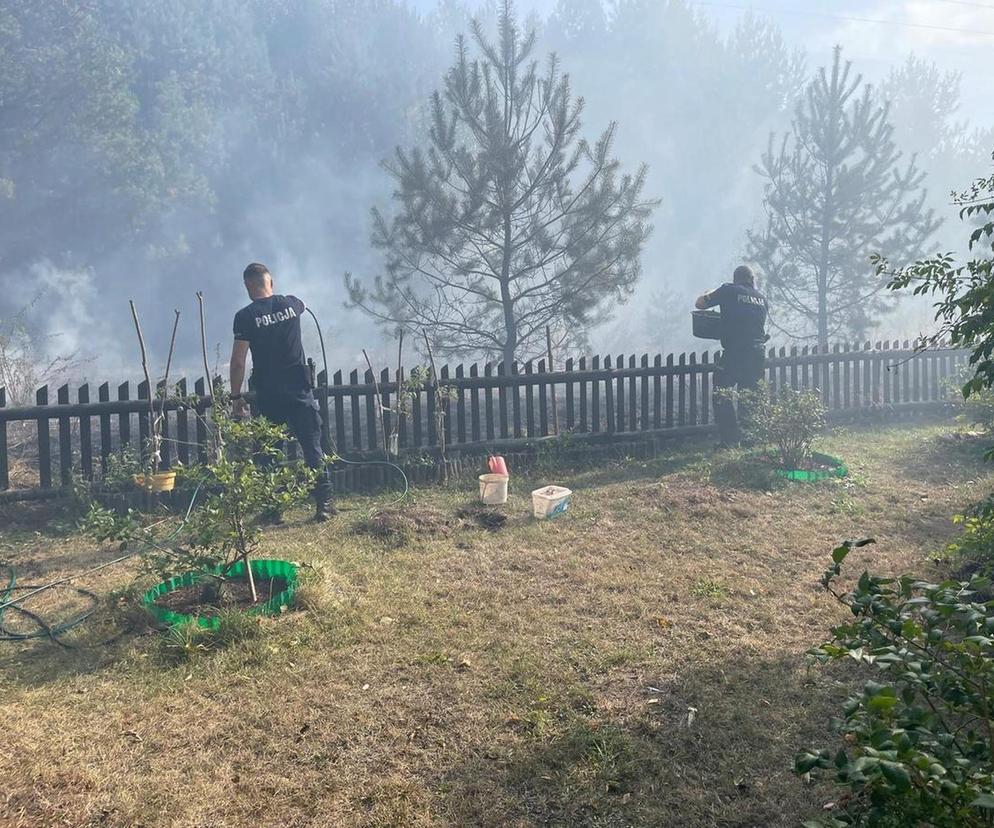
[479,474,510,505]
[531,485,572,519]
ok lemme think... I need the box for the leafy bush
[949,367,994,434]
[82,398,319,599]
[739,382,827,469]
[797,539,994,827]
[154,402,317,583]
[947,498,994,580]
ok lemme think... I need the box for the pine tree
[746,47,940,347]
[346,1,655,365]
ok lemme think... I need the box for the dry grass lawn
[1,420,992,827]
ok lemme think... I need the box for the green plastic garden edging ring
[141,559,298,630]
[774,452,848,482]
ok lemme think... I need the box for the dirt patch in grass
[153,574,289,617]
[455,504,508,532]
[350,506,456,546]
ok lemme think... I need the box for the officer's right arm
[696,286,724,310]
[231,312,251,416]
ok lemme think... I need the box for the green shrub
[797,539,994,827]
[82,395,319,598]
[738,382,827,469]
[952,369,994,434]
[947,498,994,580]
[169,402,317,583]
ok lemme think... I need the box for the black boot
[313,501,335,523]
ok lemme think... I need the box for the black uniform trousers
[256,391,332,507]
[713,344,766,445]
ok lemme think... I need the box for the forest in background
[1,0,992,398]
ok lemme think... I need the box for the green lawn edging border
[141,558,298,630]
[774,452,848,482]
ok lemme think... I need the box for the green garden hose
[0,482,203,645]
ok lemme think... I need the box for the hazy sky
[415,0,994,123]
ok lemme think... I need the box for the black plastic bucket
[692,310,722,341]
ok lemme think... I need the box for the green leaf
[867,695,899,713]
[879,761,911,791]
[972,793,994,810]
[832,544,851,564]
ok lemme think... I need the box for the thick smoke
[1,0,992,387]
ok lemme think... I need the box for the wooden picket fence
[0,340,971,501]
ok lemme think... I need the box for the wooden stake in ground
[157,308,181,450]
[129,300,158,474]
[422,331,448,483]
[546,325,559,436]
[196,291,214,400]
[195,291,222,461]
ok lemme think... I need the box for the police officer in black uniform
[695,265,769,446]
[230,262,332,521]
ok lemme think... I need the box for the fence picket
[614,355,624,433]
[332,370,347,452]
[37,385,51,489]
[469,364,481,443]
[677,353,687,427]
[701,352,711,425]
[871,343,882,404]
[137,380,150,467]
[537,359,548,437]
[641,354,650,431]
[57,384,72,487]
[96,383,111,469]
[456,364,467,444]
[79,384,93,481]
[317,370,331,453]
[157,381,172,470]
[193,379,206,463]
[579,356,589,433]
[440,365,452,447]
[665,354,674,428]
[591,356,601,432]
[628,354,638,432]
[605,355,616,434]
[511,362,523,439]
[485,363,497,441]
[381,367,393,450]
[882,341,892,404]
[653,355,662,429]
[497,362,508,439]
[566,358,576,431]
[175,379,190,465]
[524,361,536,437]
[688,352,698,426]
[349,369,362,450]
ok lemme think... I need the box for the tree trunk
[818,165,834,351]
[500,209,516,367]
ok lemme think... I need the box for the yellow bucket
[134,471,177,493]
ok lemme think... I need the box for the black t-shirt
[700,283,769,348]
[233,295,310,396]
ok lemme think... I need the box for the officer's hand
[232,398,249,420]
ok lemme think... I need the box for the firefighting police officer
[230,262,332,521]
[695,265,769,446]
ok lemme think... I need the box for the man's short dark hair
[243,262,270,282]
[733,265,756,287]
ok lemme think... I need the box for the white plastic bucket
[479,474,510,505]
[531,485,572,519]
